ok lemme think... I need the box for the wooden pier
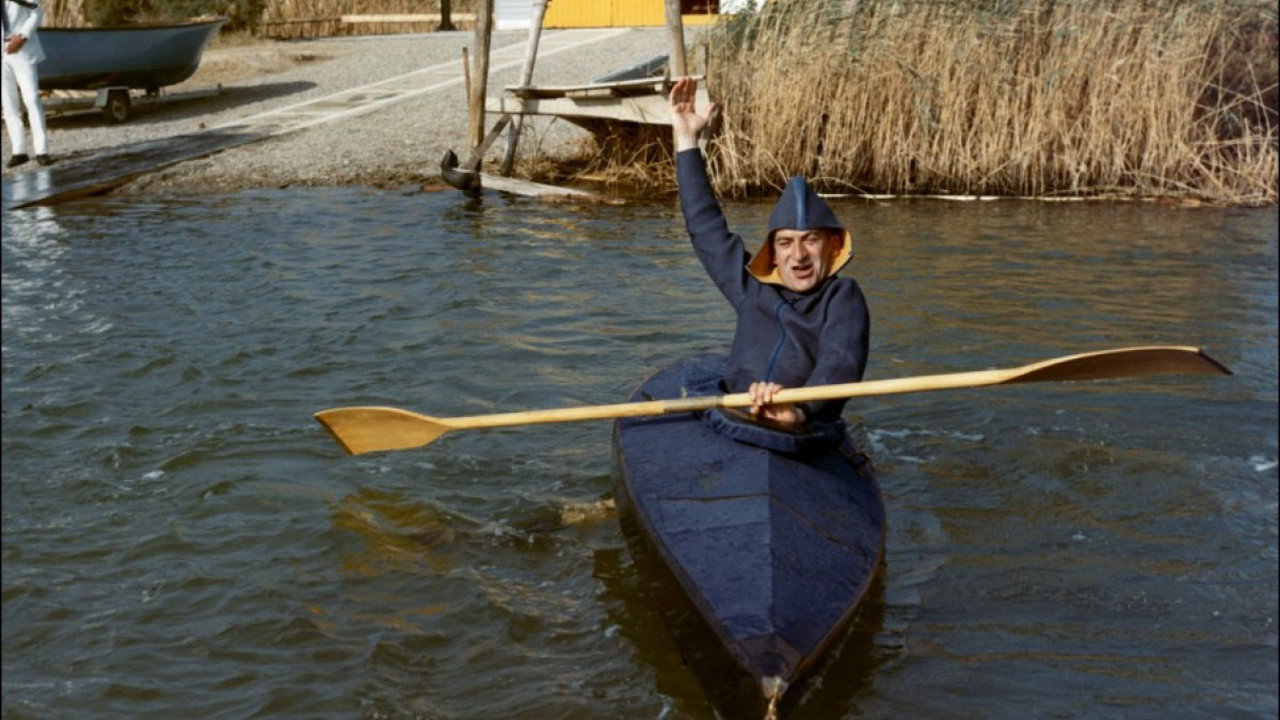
[485,68,707,132]
[444,1,702,199]
[484,50,701,131]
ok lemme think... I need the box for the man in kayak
[2,0,50,168]
[669,76,869,427]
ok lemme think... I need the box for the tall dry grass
[41,0,475,37]
[43,0,85,25]
[256,0,476,39]
[689,0,1277,205]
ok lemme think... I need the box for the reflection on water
[0,165,57,209]
[2,186,1276,719]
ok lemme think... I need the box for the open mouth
[790,264,814,279]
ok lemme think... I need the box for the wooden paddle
[314,345,1231,455]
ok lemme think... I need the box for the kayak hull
[612,353,885,716]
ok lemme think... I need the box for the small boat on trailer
[38,17,225,122]
[612,353,886,718]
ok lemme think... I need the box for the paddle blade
[1009,346,1233,384]
[314,406,453,455]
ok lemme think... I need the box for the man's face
[772,229,838,293]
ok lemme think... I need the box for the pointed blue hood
[748,176,852,285]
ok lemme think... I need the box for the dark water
[3,185,1275,719]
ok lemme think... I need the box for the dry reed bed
[692,0,1277,205]
[36,0,1276,204]
[41,0,474,37]
[255,0,475,39]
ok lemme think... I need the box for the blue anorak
[677,148,870,423]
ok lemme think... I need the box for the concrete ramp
[3,128,267,209]
[3,28,628,210]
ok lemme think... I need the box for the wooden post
[461,47,471,107]
[467,0,495,169]
[499,0,548,176]
[439,0,456,31]
[664,0,688,78]
[664,0,688,152]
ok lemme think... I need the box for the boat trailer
[43,84,223,124]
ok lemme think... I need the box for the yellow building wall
[613,2,662,26]
[544,0,721,28]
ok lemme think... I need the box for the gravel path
[2,27,679,194]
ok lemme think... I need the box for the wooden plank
[564,82,667,99]
[258,17,341,26]
[341,13,477,23]
[486,83,707,126]
[592,53,668,83]
[5,128,263,209]
[464,113,511,170]
[507,78,664,99]
[478,173,621,203]
[506,75,700,99]
[487,94,671,125]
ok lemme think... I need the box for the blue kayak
[612,353,886,717]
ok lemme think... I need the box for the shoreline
[5,26,1273,206]
[2,29,670,196]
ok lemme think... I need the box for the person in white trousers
[3,0,50,168]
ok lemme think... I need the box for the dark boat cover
[613,353,885,712]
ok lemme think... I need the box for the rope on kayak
[762,676,787,720]
[764,694,780,720]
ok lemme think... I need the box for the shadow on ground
[43,81,319,129]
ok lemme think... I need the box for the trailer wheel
[101,90,131,123]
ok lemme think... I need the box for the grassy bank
[679,0,1276,205]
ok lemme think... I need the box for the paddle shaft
[315,346,1231,454]
[406,345,1231,431]
[440,369,1011,430]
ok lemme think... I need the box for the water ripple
[3,188,1275,719]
